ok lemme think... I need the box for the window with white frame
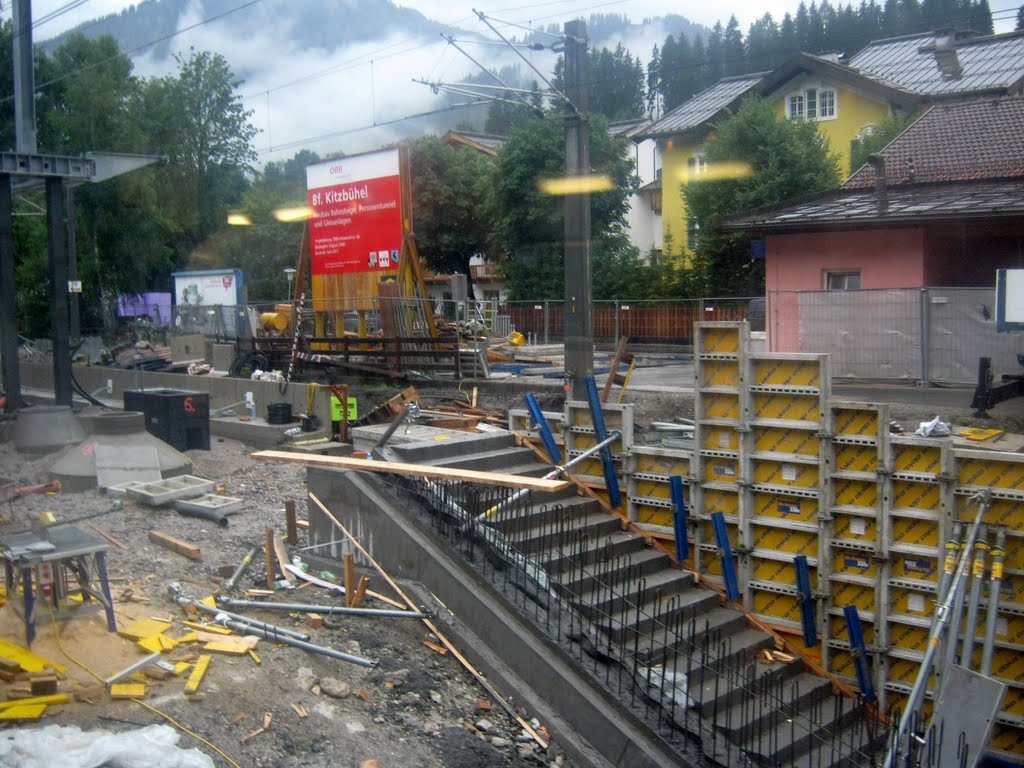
[687,153,708,178]
[786,86,837,121]
[825,270,861,290]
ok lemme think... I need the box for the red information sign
[306,149,402,275]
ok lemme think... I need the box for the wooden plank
[87,523,128,550]
[185,655,211,693]
[110,683,146,699]
[273,533,296,586]
[148,531,201,561]
[253,451,570,493]
[264,527,275,586]
[285,500,298,543]
[351,576,370,608]
[343,553,356,607]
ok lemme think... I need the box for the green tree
[407,135,496,284]
[849,113,913,172]
[1017,3,1024,29]
[683,97,840,296]
[490,112,638,300]
[138,49,258,257]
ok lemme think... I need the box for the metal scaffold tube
[981,527,1007,676]
[884,490,991,768]
[961,526,989,669]
[217,596,429,619]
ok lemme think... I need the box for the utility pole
[562,19,592,401]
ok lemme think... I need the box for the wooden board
[252,451,570,493]
[148,531,201,561]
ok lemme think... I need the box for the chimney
[919,30,963,80]
[867,154,888,212]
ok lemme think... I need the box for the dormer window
[786,86,837,121]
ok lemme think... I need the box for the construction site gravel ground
[0,380,1023,768]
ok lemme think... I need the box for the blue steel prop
[843,605,876,702]
[794,555,817,647]
[711,511,740,601]
[524,392,562,464]
[583,375,622,509]
[670,475,688,562]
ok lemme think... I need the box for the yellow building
[642,53,921,260]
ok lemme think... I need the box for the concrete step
[509,512,623,555]
[389,432,514,463]
[555,548,672,596]
[739,685,866,765]
[796,719,887,768]
[576,568,697,618]
[414,445,542,473]
[488,495,601,533]
[593,587,720,645]
[718,670,832,743]
[686,629,778,715]
[539,530,649,576]
[633,606,750,667]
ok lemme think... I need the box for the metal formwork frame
[563,399,633,492]
[625,445,693,540]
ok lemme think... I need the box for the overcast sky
[12,0,1023,163]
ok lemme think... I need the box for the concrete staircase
[391,432,883,768]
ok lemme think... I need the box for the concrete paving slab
[174,494,245,515]
[94,445,162,489]
[125,475,216,506]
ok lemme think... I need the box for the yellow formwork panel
[702,488,740,516]
[887,658,935,689]
[831,579,876,611]
[833,513,878,543]
[833,444,880,474]
[699,549,724,578]
[700,393,741,420]
[753,492,818,522]
[698,326,741,355]
[833,408,881,439]
[990,723,1024,755]
[1001,684,1024,717]
[752,557,800,585]
[1002,571,1024,605]
[701,427,739,452]
[958,456,1024,492]
[889,621,931,652]
[995,611,1024,646]
[752,393,821,423]
[633,501,674,529]
[567,406,629,432]
[891,552,939,584]
[832,550,878,578]
[753,427,820,456]
[752,589,803,623]
[829,614,875,645]
[752,459,819,490]
[571,433,624,454]
[752,525,817,556]
[751,358,822,388]
[890,517,941,549]
[887,586,935,618]
[827,648,858,679]
[955,496,1024,531]
[631,477,673,500]
[571,456,606,480]
[633,453,690,477]
[833,479,880,509]
[704,457,740,484]
[890,480,942,512]
[892,443,944,476]
[699,359,741,388]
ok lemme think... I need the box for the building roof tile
[845,96,1024,187]
[641,74,765,138]
[849,30,1024,97]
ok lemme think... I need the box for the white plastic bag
[0,724,215,768]
[915,415,951,437]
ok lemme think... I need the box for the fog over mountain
[40,0,705,161]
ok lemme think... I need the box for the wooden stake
[264,528,275,587]
[148,531,200,561]
[343,553,356,607]
[351,577,370,608]
[285,500,298,544]
[308,492,548,750]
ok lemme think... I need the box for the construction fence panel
[768,286,1022,385]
